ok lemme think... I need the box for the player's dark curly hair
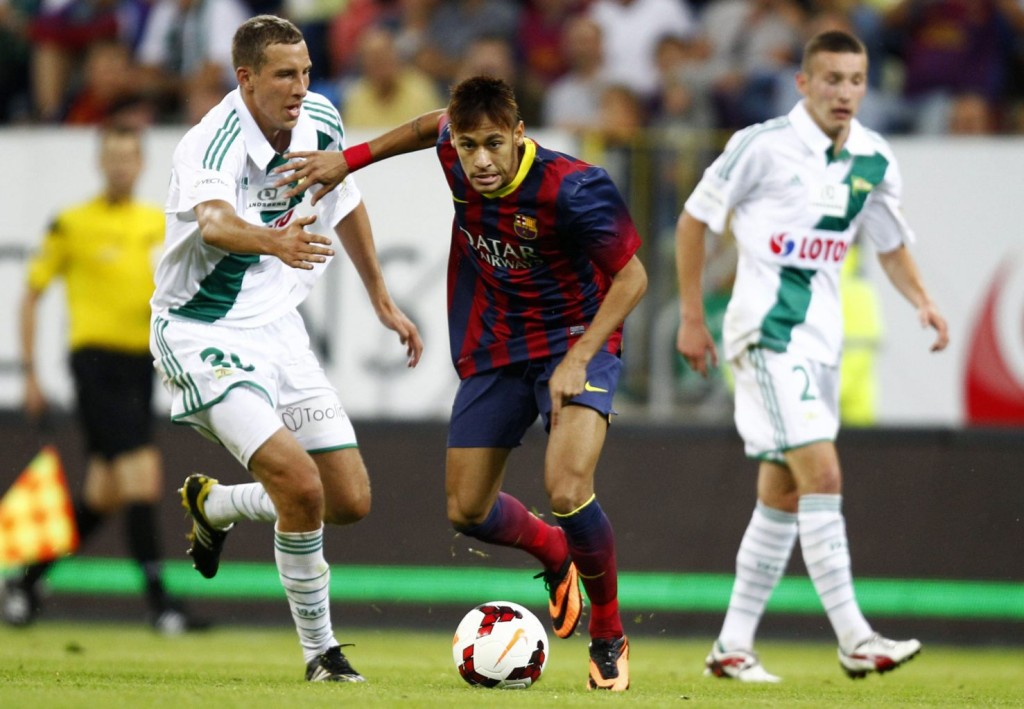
[801,30,866,73]
[447,76,521,134]
[232,14,304,72]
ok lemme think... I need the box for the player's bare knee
[545,476,592,515]
[798,466,842,495]
[448,508,477,529]
[760,489,799,514]
[447,497,485,529]
[324,490,371,525]
[268,467,324,514]
[346,493,371,523]
[546,493,574,516]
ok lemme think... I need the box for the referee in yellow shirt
[3,125,200,633]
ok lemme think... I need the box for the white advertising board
[0,128,1021,426]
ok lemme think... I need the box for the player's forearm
[568,256,647,363]
[878,245,934,310]
[195,200,278,255]
[334,202,391,312]
[341,110,445,177]
[361,110,445,163]
[279,111,444,204]
[675,210,709,322]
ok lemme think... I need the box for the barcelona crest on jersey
[513,213,538,240]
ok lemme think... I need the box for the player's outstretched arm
[334,201,423,367]
[275,109,447,206]
[194,200,334,270]
[675,210,718,377]
[877,244,949,352]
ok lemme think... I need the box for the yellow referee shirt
[27,196,164,353]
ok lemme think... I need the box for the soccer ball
[452,601,548,689]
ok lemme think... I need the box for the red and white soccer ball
[452,601,548,689]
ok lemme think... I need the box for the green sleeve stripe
[306,112,343,139]
[309,115,343,141]
[202,111,240,170]
[211,127,240,171]
[201,111,237,167]
[302,100,344,139]
[302,96,338,116]
[717,117,789,181]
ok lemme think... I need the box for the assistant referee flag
[0,447,78,567]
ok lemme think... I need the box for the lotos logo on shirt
[770,232,796,256]
[769,232,849,263]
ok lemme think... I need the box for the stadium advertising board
[0,129,1021,426]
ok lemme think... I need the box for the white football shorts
[731,346,839,462]
[151,309,356,467]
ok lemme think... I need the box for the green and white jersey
[151,89,361,327]
[684,101,911,365]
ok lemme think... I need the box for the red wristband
[343,142,373,172]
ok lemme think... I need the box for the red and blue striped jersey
[436,122,642,378]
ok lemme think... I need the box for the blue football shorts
[447,350,622,448]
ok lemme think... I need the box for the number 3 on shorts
[201,347,256,372]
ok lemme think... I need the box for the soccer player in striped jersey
[276,76,647,691]
[676,30,949,682]
[149,15,422,683]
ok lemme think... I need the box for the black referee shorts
[70,347,155,460]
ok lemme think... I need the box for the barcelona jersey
[437,122,641,379]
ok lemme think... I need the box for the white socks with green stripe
[204,483,277,527]
[719,502,798,651]
[275,525,338,662]
[798,494,873,651]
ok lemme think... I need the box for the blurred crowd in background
[2,0,1024,135]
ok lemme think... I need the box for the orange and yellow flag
[0,446,78,567]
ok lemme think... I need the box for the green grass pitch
[2,623,1023,708]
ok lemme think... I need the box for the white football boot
[704,641,781,683]
[839,633,921,679]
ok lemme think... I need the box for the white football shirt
[151,88,361,327]
[684,101,912,365]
